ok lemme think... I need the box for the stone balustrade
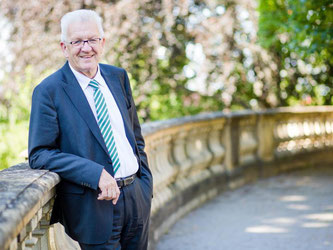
[1,107,333,250]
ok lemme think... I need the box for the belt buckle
[116,174,135,188]
[124,175,133,186]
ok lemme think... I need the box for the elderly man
[28,9,153,249]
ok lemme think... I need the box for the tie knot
[89,79,99,89]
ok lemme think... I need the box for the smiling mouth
[80,55,95,59]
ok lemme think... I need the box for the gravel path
[157,167,333,250]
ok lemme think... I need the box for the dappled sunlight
[304,213,333,222]
[302,222,330,228]
[244,200,333,237]
[245,225,288,233]
[244,210,333,235]
[195,139,203,150]
[275,119,333,155]
[280,195,307,202]
[287,204,311,211]
[243,188,333,237]
[287,123,300,138]
[264,217,296,225]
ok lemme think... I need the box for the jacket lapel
[100,65,136,152]
[60,62,110,157]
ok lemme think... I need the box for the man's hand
[98,169,120,205]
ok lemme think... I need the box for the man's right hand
[97,169,120,205]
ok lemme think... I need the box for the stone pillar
[257,114,275,162]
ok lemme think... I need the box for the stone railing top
[0,163,60,249]
[141,106,333,136]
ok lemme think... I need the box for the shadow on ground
[157,167,333,250]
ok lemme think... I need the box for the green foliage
[258,0,288,51]
[286,0,333,64]
[0,66,35,123]
[0,66,35,169]
[0,121,28,170]
[258,0,333,106]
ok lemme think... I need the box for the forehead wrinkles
[67,21,100,40]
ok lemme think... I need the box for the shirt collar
[94,68,106,88]
[68,63,105,90]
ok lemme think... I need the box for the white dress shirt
[69,63,139,178]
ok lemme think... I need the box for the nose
[81,41,92,51]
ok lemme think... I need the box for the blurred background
[0,0,332,169]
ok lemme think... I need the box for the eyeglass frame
[68,38,102,47]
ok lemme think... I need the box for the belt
[116,174,136,188]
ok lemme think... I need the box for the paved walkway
[157,167,333,250]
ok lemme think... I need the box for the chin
[81,64,96,71]
[81,67,97,77]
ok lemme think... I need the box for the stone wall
[0,163,59,249]
[1,107,333,250]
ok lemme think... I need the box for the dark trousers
[79,177,152,250]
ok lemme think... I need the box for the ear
[60,42,69,58]
[100,37,106,51]
[101,37,106,47]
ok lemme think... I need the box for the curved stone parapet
[1,107,333,250]
[142,107,333,248]
[0,163,59,250]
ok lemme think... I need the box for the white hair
[60,9,104,42]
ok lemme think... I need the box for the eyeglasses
[69,38,102,47]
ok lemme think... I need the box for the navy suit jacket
[28,62,152,244]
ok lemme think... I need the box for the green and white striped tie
[89,79,120,174]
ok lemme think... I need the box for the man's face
[61,21,105,78]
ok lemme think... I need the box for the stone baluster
[207,118,226,175]
[238,115,258,166]
[257,114,275,162]
[184,123,213,181]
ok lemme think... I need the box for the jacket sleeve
[28,84,104,190]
